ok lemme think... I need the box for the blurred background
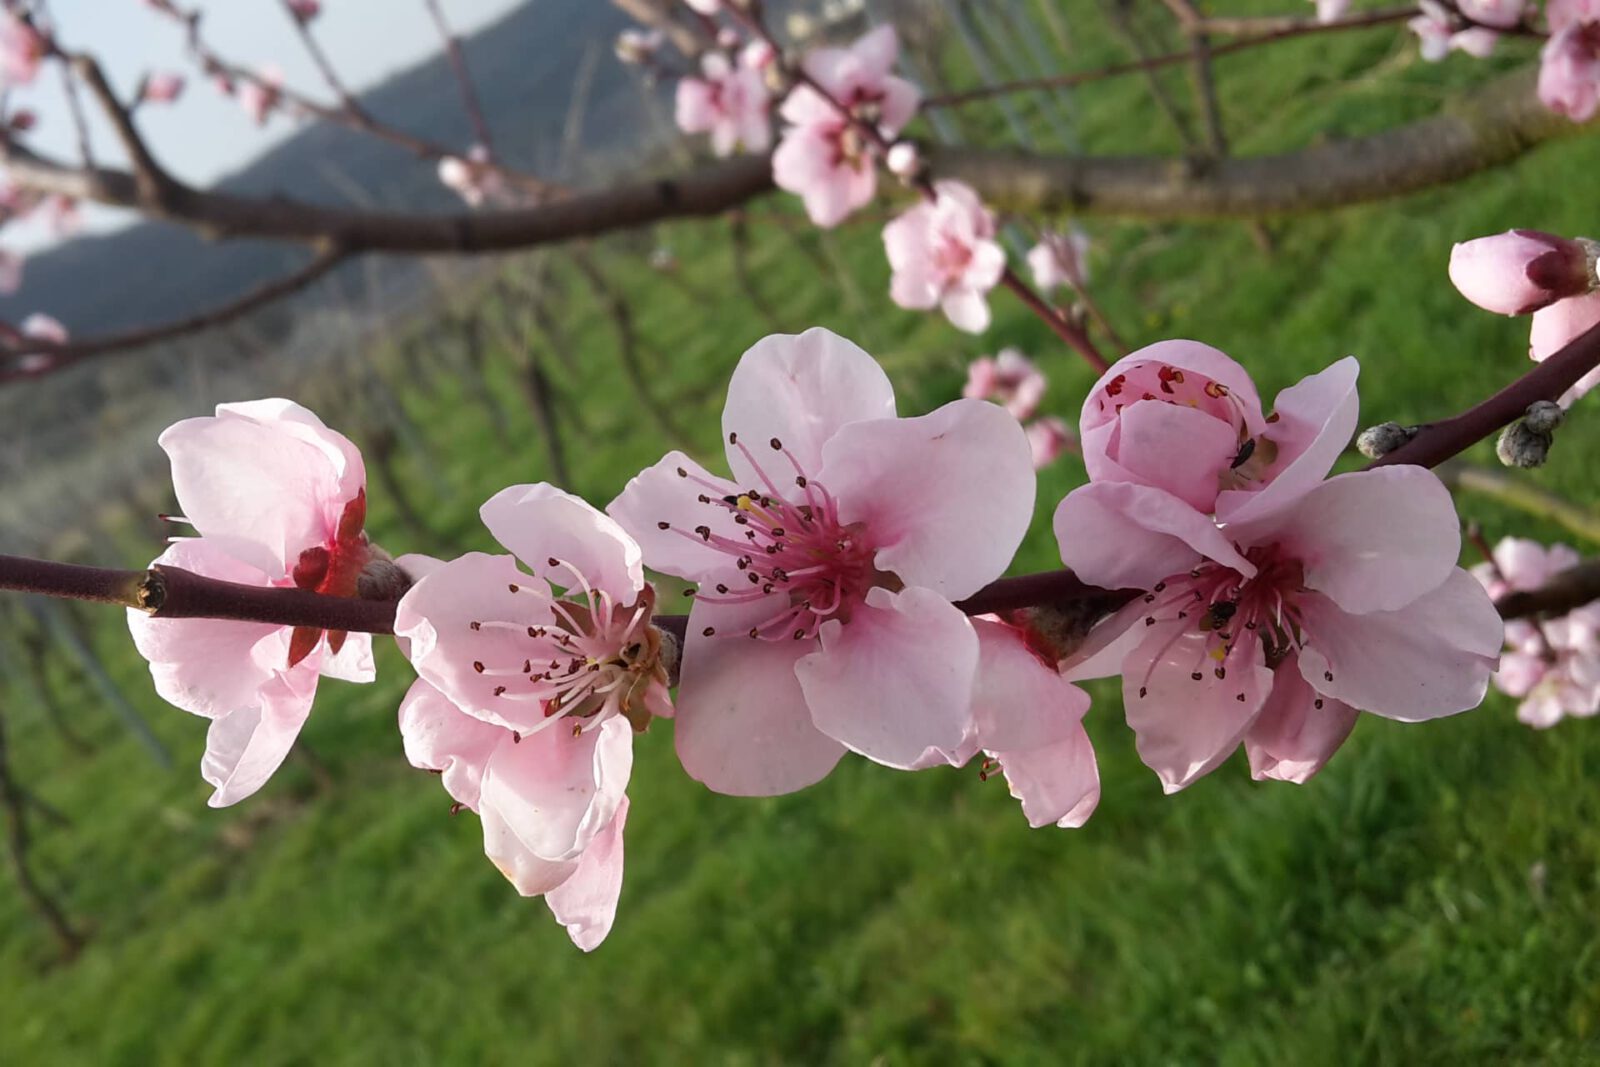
[3,0,1600,1061]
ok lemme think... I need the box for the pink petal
[993,729,1100,829]
[850,24,900,79]
[1059,599,1150,682]
[1296,569,1503,722]
[480,801,579,896]
[1054,481,1255,592]
[478,715,633,863]
[160,400,362,576]
[940,287,991,333]
[722,328,896,485]
[1530,292,1600,402]
[202,664,319,807]
[674,594,846,795]
[675,78,716,134]
[1244,657,1360,783]
[1111,401,1241,512]
[1217,357,1360,525]
[1250,467,1460,615]
[398,678,507,810]
[393,552,558,731]
[545,796,629,952]
[481,483,644,604]
[877,76,922,135]
[1121,619,1274,793]
[127,538,282,716]
[608,451,745,584]
[796,586,978,769]
[822,398,1034,600]
[319,631,375,683]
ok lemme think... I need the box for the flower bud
[886,141,921,179]
[1522,399,1565,434]
[1449,229,1597,315]
[1497,407,1562,468]
[1355,421,1418,459]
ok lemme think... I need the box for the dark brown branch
[922,6,1417,108]
[1497,560,1600,621]
[1367,317,1600,471]
[423,0,496,152]
[932,68,1592,220]
[0,248,346,378]
[139,566,398,633]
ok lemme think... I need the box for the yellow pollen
[1209,645,1228,661]
[736,494,755,512]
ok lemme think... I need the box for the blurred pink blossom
[0,247,23,295]
[142,71,186,104]
[1409,0,1502,61]
[1026,417,1075,468]
[20,312,66,344]
[608,328,1035,794]
[0,13,47,87]
[1472,537,1600,728]
[675,44,772,157]
[1540,1,1600,120]
[286,0,322,22]
[238,66,284,125]
[1529,290,1600,403]
[1027,227,1091,292]
[963,348,1047,421]
[772,26,921,227]
[883,180,1005,333]
[1310,0,1351,22]
[127,400,377,807]
[437,144,510,208]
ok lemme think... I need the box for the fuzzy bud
[1449,230,1598,316]
[356,547,412,602]
[1497,404,1563,469]
[1523,399,1566,434]
[1355,421,1419,459]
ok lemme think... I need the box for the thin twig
[422,0,496,152]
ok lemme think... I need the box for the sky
[7,0,528,251]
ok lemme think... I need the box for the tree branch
[0,247,347,379]
[1496,559,1600,621]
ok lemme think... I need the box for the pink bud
[287,0,321,22]
[8,108,35,131]
[143,71,185,104]
[1449,229,1595,315]
[716,26,740,50]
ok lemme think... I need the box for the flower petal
[480,802,579,896]
[478,715,633,862]
[1121,619,1274,793]
[971,618,1091,751]
[481,483,644,604]
[1243,657,1359,783]
[393,553,558,731]
[201,664,318,807]
[722,328,896,484]
[1296,569,1502,722]
[545,796,628,952]
[992,729,1100,829]
[398,678,508,810]
[1111,400,1242,512]
[608,451,745,584]
[1248,467,1460,614]
[674,594,846,796]
[1218,357,1360,525]
[822,398,1035,600]
[1054,481,1255,592]
[797,586,978,769]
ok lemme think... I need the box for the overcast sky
[7,0,527,250]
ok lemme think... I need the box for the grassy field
[6,3,1600,1063]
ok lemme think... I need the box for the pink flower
[394,484,671,950]
[1471,537,1600,728]
[1310,0,1350,22]
[684,0,722,12]
[885,141,920,178]
[437,144,509,209]
[1529,290,1600,403]
[0,14,47,86]
[142,71,186,104]
[675,45,772,157]
[772,25,921,227]
[608,328,1035,794]
[883,180,1005,333]
[963,347,1047,421]
[1027,227,1091,292]
[1026,417,1075,468]
[1079,340,1360,520]
[1450,229,1595,315]
[127,400,376,806]
[1540,10,1600,121]
[43,195,79,238]
[239,66,284,126]
[287,0,321,22]
[1057,468,1503,791]
[20,312,66,343]
[1410,0,1500,61]
[0,247,23,295]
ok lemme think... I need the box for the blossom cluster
[128,312,1516,950]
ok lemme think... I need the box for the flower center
[667,433,886,642]
[468,564,663,735]
[1132,544,1332,703]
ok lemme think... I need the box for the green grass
[6,4,1600,1062]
